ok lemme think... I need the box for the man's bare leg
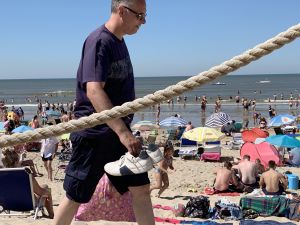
[129,184,155,225]
[53,197,80,225]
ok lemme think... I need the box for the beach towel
[239,196,290,217]
[75,174,135,222]
[203,187,240,196]
[212,199,243,220]
[239,220,296,225]
[181,221,233,225]
[154,217,233,225]
[287,202,300,222]
[154,217,181,224]
[153,204,173,210]
[201,152,221,161]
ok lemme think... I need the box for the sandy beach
[0,130,299,225]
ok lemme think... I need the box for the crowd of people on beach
[213,155,289,196]
[1,0,300,223]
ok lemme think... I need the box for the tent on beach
[240,142,282,168]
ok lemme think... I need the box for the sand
[0,133,299,225]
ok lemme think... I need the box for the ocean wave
[44,90,74,95]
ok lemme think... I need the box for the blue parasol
[268,114,296,127]
[12,125,34,133]
[45,109,61,117]
[265,134,300,148]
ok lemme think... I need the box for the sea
[0,74,299,127]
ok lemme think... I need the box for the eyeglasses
[123,6,146,21]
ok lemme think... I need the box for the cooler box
[287,174,299,190]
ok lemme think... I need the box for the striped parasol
[159,116,187,127]
[131,121,159,131]
[205,112,231,128]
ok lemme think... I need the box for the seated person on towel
[213,161,244,193]
[233,154,259,188]
[259,160,288,196]
[286,147,300,167]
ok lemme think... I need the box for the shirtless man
[233,155,258,187]
[259,160,287,195]
[185,121,194,131]
[60,111,69,122]
[214,161,242,192]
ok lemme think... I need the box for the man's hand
[119,131,142,157]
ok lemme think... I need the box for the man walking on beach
[53,1,155,225]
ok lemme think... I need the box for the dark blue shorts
[63,132,150,203]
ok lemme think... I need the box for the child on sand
[150,141,174,197]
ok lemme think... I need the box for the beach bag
[75,174,136,222]
[214,200,242,220]
[184,195,210,218]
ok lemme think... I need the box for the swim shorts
[63,131,150,203]
[41,155,53,161]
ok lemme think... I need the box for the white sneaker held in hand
[104,151,153,176]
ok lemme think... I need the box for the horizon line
[0,73,299,80]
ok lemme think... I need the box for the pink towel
[153,204,173,210]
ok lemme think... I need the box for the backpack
[184,196,210,218]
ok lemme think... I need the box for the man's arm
[279,174,288,189]
[259,174,265,188]
[86,82,140,156]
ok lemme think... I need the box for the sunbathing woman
[150,141,174,197]
[1,148,54,218]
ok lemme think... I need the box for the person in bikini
[150,141,174,197]
[260,160,287,195]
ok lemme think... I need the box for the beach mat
[203,187,240,196]
[239,220,296,225]
[155,217,233,224]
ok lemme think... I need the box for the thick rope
[1,23,300,148]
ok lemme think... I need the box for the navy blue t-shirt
[74,25,135,137]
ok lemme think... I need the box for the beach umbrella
[12,125,34,133]
[254,138,266,144]
[131,121,159,131]
[45,109,61,117]
[242,128,268,143]
[182,127,225,143]
[205,112,230,128]
[0,122,4,133]
[265,135,300,148]
[159,116,187,127]
[268,114,296,127]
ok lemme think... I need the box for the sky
[0,0,299,79]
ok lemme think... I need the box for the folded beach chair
[178,138,199,159]
[0,168,44,219]
[231,132,244,150]
[201,141,222,161]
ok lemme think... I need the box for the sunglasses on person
[123,6,146,21]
